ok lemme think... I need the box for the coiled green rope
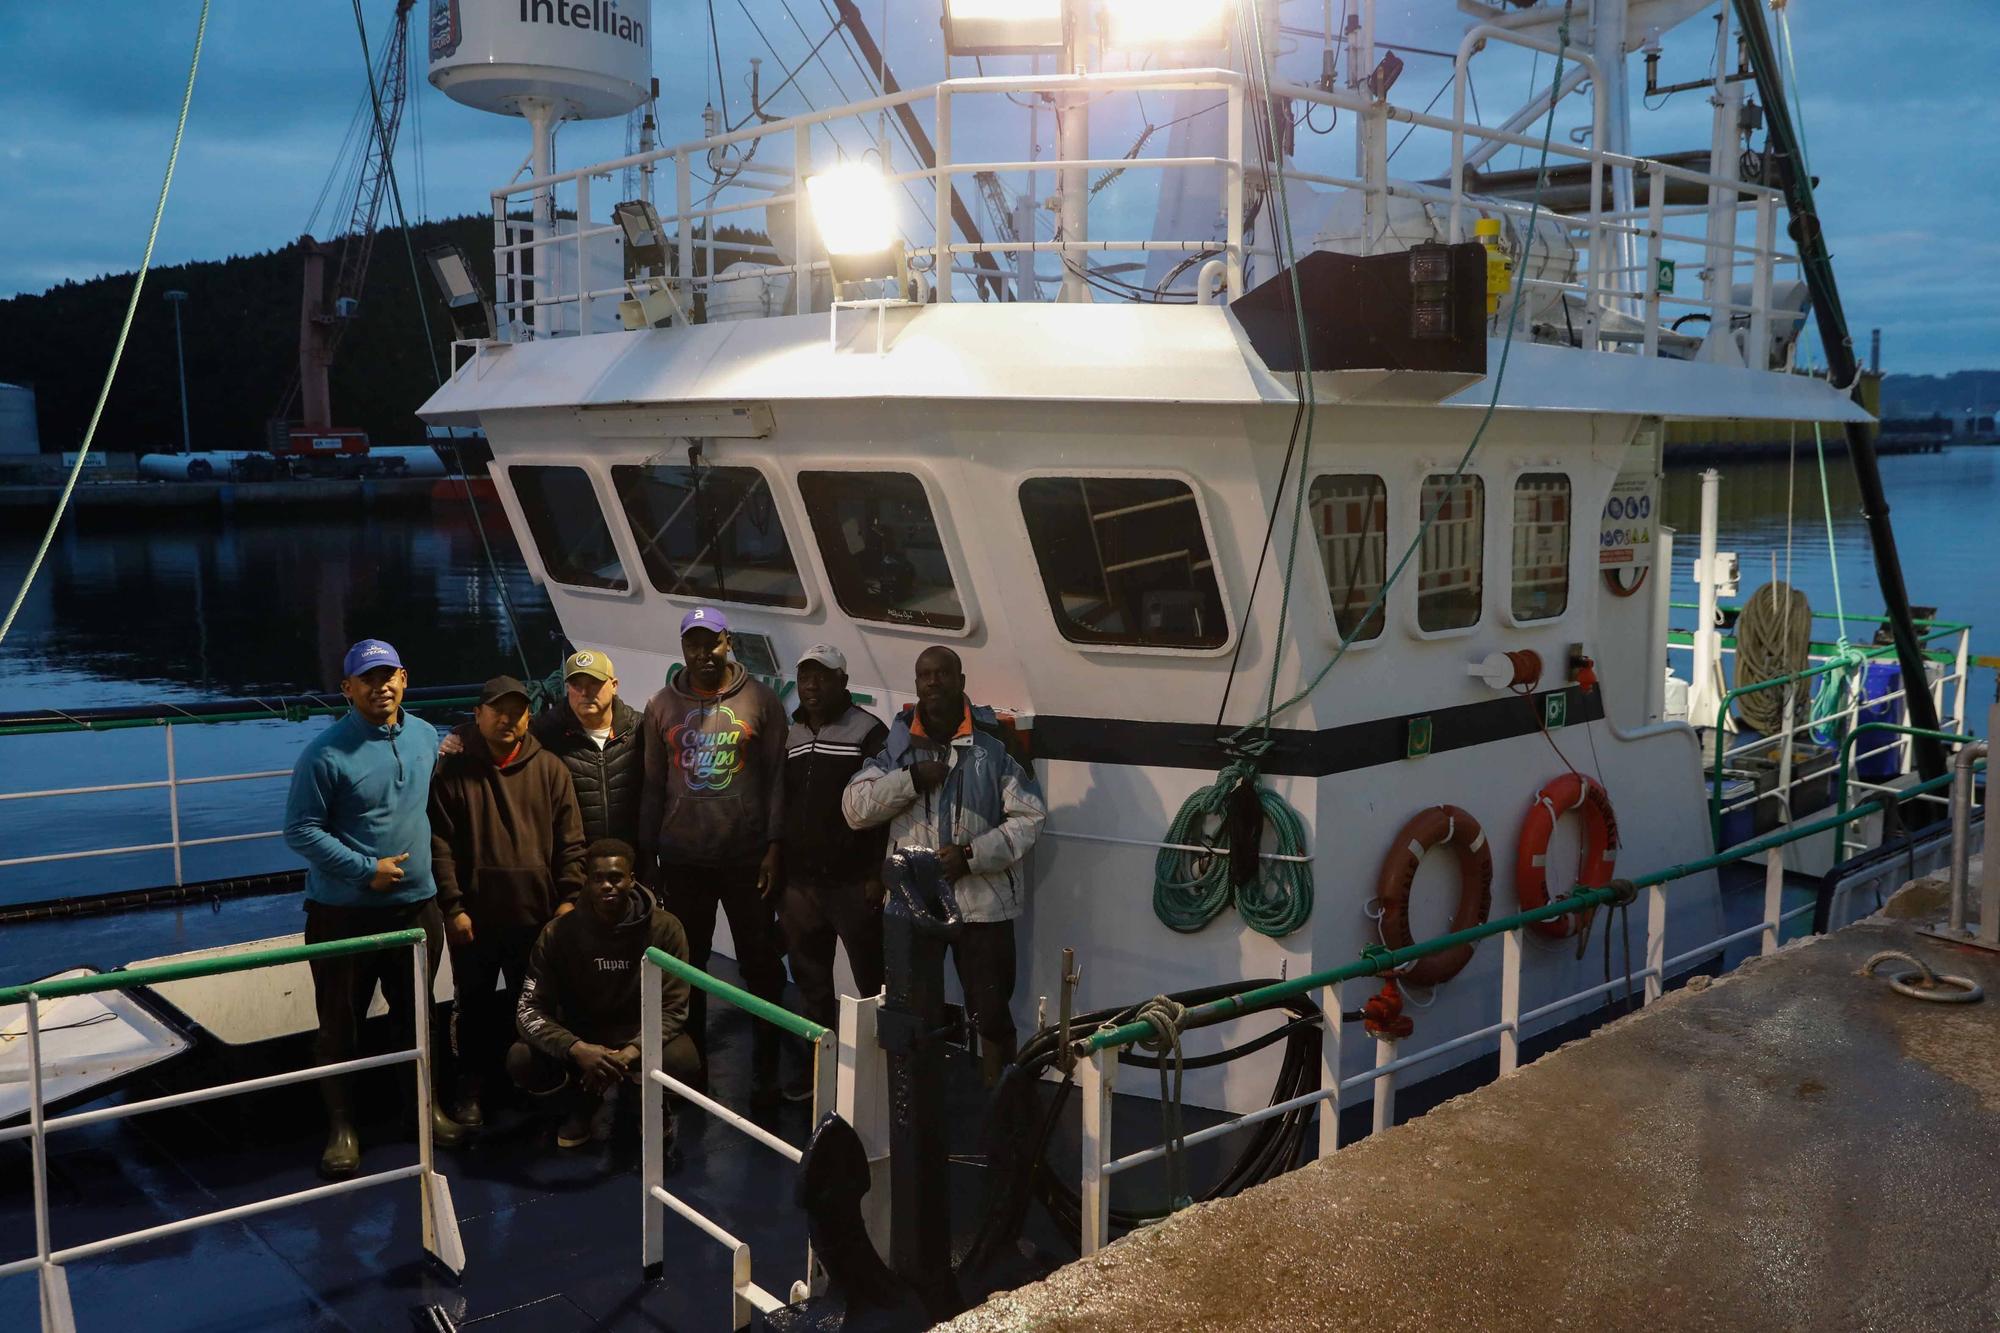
[1153,758,1314,938]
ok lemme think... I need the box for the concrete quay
[948,887,2000,1332]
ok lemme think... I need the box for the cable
[0,0,210,652]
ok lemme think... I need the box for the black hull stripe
[1030,686,1606,777]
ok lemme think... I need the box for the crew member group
[284,613,1044,1177]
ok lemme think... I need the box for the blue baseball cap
[679,607,729,636]
[341,639,404,678]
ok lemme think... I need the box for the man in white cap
[777,644,889,1096]
[638,606,791,1104]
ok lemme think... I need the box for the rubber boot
[750,1024,783,1110]
[557,1087,606,1149]
[451,1074,484,1131]
[319,1076,362,1180]
[430,1102,466,1150]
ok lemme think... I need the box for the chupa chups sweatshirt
[429,726,586,929]
[637,662,788,869]
[515,884,691,1057]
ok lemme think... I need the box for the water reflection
[0,508,561,708]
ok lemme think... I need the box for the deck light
[423,243,493,341]
[1101,0,1231,50]
[807,161,905,283]
[942,0,1064,55]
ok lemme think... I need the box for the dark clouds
[1,0,1992,372]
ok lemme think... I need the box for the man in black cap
[431,675,587,1128]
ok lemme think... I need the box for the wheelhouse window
[508,465,628,591]
[1018,476,1227,649]
[1511,473,1571,621]
[1417,473,1484,631]
[1309,474,1387,643]
[797,471,965,630]
[610,463,807,608]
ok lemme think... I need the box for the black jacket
[533,696,647,850]
[783,699,890,883]
[515,884,691,1056]
[429,726,586,929]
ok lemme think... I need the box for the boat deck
[945,879,2000,1332]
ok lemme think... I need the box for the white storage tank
[0,382,40,455]
[427,0,652,120]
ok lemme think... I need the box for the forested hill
[0,216,501,453]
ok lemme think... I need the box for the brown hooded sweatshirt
[430,724,586,929]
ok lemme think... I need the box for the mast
[1729,0,1948,790]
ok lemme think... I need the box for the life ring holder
[1516,774,1620,941]
[1375,805,1494,986]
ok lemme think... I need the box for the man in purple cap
[285,639,464,1179]
[638,606,791,1105]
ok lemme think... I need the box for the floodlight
[943,0,1063,55]
[614,199,670,280]
[807,162,905,283]
[1102,0,1231,50]
[423,243,493,341]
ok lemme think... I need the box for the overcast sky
[1,0,1991,375]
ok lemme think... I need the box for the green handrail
[644,946,828,1044]
[1088,762,1982,1057]
[0,927,425,1007]
[1833,724,1976,824]
[1665,631,1961,666]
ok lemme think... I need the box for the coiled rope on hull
[1153,758,1314,938]
[1732,581,1812,734]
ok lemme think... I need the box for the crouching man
[507,838,704,1149]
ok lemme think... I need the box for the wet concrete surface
[945,903,2000,1333]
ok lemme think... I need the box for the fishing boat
[2,0,1990,1329]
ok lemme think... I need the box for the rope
[0,0,210,651]
[1860,950,1982,1004]
[1131,996,1192,1212]
[1732,581,1812,734]
[1153,758,1314,938]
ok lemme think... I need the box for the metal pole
[935,88,955,303]
[1983,693,2000,946]
[1688,469,1724,730]
[1369,1036,1396,1136]
[641,962,665,1278]
[1651,526,1676,722]
[410,938,438,1257]
[794,125,811,315]
[1498,929,1522,1076]
[166,291,192,453]
[1057,0,1090,302]
[1947,741,1987,937]
[1643,170,1664,357]
[575,172,592,334]
[1078,1048,1115,1254]
[1317,982,1342,1158]
[27,994,52,1271]
[1761,842,1785,956]
[1644,884,1667,1003]
[164,723,184,888]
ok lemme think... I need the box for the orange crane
[269,0,416,474]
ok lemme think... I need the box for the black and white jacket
[782,699,890,884]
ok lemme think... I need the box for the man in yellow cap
[533,648,650,852]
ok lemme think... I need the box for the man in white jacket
[841,646,1045,1082]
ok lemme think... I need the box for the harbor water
[1,450,1995,912]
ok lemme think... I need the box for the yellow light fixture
[806,161,905,284]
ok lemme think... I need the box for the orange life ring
[1515,774,1619,940]
[1376,805,1494,986]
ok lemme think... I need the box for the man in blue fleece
[285,638,464,1179]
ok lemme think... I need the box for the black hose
[959,978,1338,1273]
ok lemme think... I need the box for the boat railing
[0,689,481,904]
[1663,607,1977,851]
[0,930,463,1332]
[480,50,1795,368]
[639,947,840,1329]
[1067,755,1985,1255]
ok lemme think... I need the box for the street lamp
[163,289,192,454]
